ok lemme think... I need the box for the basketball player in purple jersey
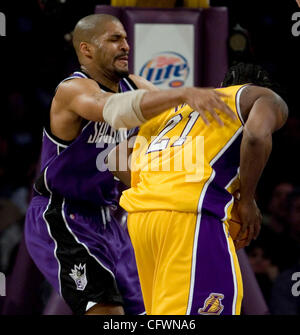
[24,14,236,315]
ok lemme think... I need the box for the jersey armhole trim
[235,85,249,125]
[122,77,138,91]
[44,128,71,148]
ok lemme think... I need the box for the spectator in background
[246,241,279,307]
[269,258,300,314]
[267,187,300,272]
[282,189,300,268]
[269,257,300,315]
[246,188,300,312]
[264,182,294,234]
[249,182,295,273]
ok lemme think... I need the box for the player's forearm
[239,93,288,203]
[239,129,272,202]
[140,88,186,120]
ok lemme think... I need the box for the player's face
[92,21,130,78]
[268,183,293,219]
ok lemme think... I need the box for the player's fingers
[215,91,230,98]
[206,107,224,126]
[246,224,255,246]
[196,109,210,125]
[236,221,251,242]
[214,98,237,120]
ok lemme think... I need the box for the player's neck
[80,65,120,92]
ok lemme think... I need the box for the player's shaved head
[72,14,121,54]
[72,13,129,80]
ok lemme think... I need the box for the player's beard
[114,67,129,78]
[113,53,129,78]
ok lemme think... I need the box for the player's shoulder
[216,84,277,107]
[54,77,101,103]
[238,84,282,110]
[57,77,99,94]
[129,74,159,91]
[221,84,279,100]
[215,84,250,96]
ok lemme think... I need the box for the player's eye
[110,35,121,41]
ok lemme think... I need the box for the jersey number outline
[146,111,199,154]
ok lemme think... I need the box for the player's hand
[183,87,237,125]
[296,0,300,8]
[236,198,262,247]
[234,239,248,251]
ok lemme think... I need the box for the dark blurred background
[0,0,299,314]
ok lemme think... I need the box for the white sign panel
[134,24,194,89]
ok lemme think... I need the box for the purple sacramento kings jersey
[25,71,145,315]
[34,71,137,208]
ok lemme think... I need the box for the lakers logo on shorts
[198,293,225,315]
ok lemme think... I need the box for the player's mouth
[115,55,128,65]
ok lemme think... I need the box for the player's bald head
[72,14,121,53]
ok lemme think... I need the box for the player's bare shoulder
[239,85,288,124]
[129,74,159,91]
[54,77,102,108]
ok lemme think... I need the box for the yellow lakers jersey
[120,85,247,218]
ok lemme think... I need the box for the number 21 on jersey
[146,111,199,154]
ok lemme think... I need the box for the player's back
[120,84,247,219]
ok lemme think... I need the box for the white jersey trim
[235,85,249,125]
[42,166,63,296]
[44,129,68,149]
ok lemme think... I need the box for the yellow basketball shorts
[127,210,243,315]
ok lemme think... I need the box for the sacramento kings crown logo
[69,263,87,291]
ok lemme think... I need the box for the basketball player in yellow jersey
[110,63,288,315]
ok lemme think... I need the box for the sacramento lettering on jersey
[87,122,127,144]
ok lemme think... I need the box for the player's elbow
[243,120,273,145]
[277,97,289,129]
[262,90,289,130]
[243,128,272,147]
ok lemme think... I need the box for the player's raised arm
[52,77,236,131]
[237,85,288,245]
[139,86,236,126]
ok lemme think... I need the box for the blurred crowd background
[0,0,299,314]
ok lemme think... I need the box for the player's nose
[121,39,130,52]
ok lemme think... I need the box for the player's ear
[79,42,93,58]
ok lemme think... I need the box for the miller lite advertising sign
[134,24,195,89]
[139,51,190,88]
